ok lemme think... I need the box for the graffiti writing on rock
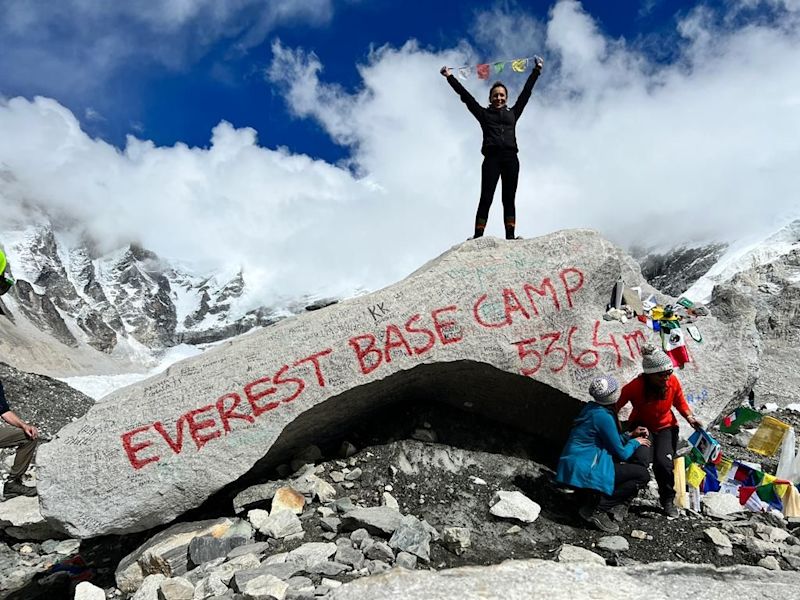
[121,349,333,470]
[119,265,594,471]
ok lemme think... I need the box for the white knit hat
[641,343,673,374]
[588,375,620,405]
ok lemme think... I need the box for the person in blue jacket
[556,374,651,533]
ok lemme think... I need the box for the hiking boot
[3,480,37,499]
[578,505,620,534]
[609,503,629,523]
[662,502,679,518]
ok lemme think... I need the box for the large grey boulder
[37,231,758,537]
[328,559,800,599]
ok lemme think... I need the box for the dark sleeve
[0,381,10,415]
[446,75,484,122]
[511,68,540,120]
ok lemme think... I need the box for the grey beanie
[641,343,673,374]
[588,375,620,405]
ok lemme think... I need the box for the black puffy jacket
[447,69,540,156]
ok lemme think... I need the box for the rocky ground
[3,400,800,599]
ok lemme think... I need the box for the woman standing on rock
[440,56,543,240]
[616,344,703,518]
[557,375,651,533]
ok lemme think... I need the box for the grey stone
[557,545,606,565]
[233,482,284,514]
[394,552,417,571]
[193,573,229,599]
[324,559,800,599]
[344,468,362,481]
[37,231,757,537]
[330,498,354,514]
[189,535,248,567]
[207,554,262,585]
[54,539,81,555]
[334,545,365,570]
[759,556,782,570]
[306,561,350,576]
[367,560,392,575]
[597,536,629,552]
[704,527,733,548]
[227,543,270,560]
[258,510,304,539]
[286,542,336,567]
[388,515,431,562]
[320,517,341,533]
[0,495,63,541]
[703,492,747,516]
[341,507,403,536]
[239,573,288,600]
[339,442,357,458]
[116,518,241,593]
[382,492,399,510]
[349,528,371,545]
[157,576,194,600]
[442,527,471,553]
[747,537,780,556]
[74,581,106,600]
[489,491,541,523]
[364,541,394,562]
[232,564,303,589]
[286,575,314,590]
[132,573,166,600]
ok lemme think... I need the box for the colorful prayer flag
[476,63,490,80]
[493,61,505,74]
[458,67,471,80]
[511,59,528,72]
[686,463,705,489]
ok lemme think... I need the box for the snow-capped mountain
[0,222,329,376]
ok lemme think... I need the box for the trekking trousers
[474,152,520,239]
[0,427,38,481]
[631,427,679,505]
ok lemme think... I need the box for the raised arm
[511,56,543,119]
[441,66,483,122]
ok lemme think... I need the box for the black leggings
[634,427,679,505]
[475,152,520,239]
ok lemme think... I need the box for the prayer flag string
[450,56,541,80]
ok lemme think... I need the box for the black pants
[632,427,678,505]
[475,152,519,239]
[576,458,650,512]
[596,461,650,512]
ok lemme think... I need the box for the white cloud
[2,0,800,306]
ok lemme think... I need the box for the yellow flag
[717,457,733,480]
[686,462,705,489]
[511,59,527,73]
[762,473,777,486]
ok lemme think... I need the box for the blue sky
[1,0,731,161]
[1,1,799,302]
